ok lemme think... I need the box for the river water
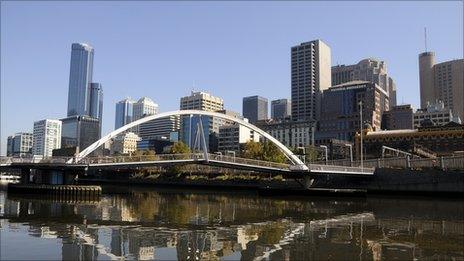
[0,184,463,260]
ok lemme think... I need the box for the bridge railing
[80,153,204,164]
[207,153,290,170]
[310,155,464,170]
[308,164,374,174]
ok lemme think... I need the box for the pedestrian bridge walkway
[0,153,374,176]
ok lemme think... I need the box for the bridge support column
[20,169,31,184]
[303,176,314,189]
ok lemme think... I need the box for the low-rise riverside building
[256,120,316,148]
[111,132,140,155]
[413,101,461,128]
[382,105,414,130]
[354,122,464,158]
[218,120,260,153]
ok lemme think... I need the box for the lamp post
[189,114,193,148]
[345,144,353,166]
[297,146,306,163]
[359,101,364,170]
[320,145,328,165]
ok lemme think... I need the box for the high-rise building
[89,83,103,120]
[32,119,62,157]
[115,98,135,129]
[291,40,332,121]
[242,96,268,123]
[60,115,101,152]
[419,52,464,120]
[6,136,14,156]
[139,116,180,141]
[132,97,159,135]
[133,97,159,121]
[318,81,389,141]
[11,132,34,156]
[180,91,224,111]
[332,58,397,108]
[382,105,414,130]
[271,99,291,120]
[67,43,94,117]
[179,91,224,150]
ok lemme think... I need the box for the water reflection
[0,188,463,260]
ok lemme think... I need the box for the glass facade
[181,115,210,149]
[242,96,268,123]
[89,83,103,120]
[67,43,94,117]
[61,116,101,151]
[115,98,135,129]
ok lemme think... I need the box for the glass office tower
[67,43,94,117]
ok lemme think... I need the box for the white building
[111,132,141,155]
[218,120,260,153]
[414,101,461,128]
[133,97,159,121]
[32,119,62,157]
[257,120,316,148]
[180,91,224,112]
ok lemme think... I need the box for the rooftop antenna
[424,27,428,52]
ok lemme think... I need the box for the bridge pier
[20,168,31,184]
[303,176,314,189]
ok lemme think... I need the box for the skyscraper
[332,58,397,108]
[242,96,268,123]
[319,81,389,141]
[179,91,224,150]
[32,119,62,157]
[60,115,101,151]
[133,97,159,121]
[67,43,94,117]
[115,98,135,129]
[419,51,464,120]
[89,83,103,120]
[291,40,332,121]
[271,99,291,120]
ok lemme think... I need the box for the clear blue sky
[1,1,463,155]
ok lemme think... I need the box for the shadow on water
[0,184,463,260]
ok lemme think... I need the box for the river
[0,184,463,260]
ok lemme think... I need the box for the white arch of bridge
[76,110,308,170]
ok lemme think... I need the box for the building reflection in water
[0,189,463,260]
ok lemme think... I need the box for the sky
[1,1,463,155]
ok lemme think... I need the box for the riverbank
[78,167,464,197]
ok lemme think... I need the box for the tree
[241,141,263,159]
[170,141,191,154]
[262,141,286,163]
[241,141,287,163]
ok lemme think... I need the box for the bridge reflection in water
[0,188,463,260]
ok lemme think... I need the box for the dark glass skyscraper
[115,98,135,129]
[67,43,94,117]
[242,96,268,123]
[89,83,103,120]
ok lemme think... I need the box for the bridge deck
[0,154,374,176]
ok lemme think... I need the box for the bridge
[1,109,374,188]
[0,153,373,177]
